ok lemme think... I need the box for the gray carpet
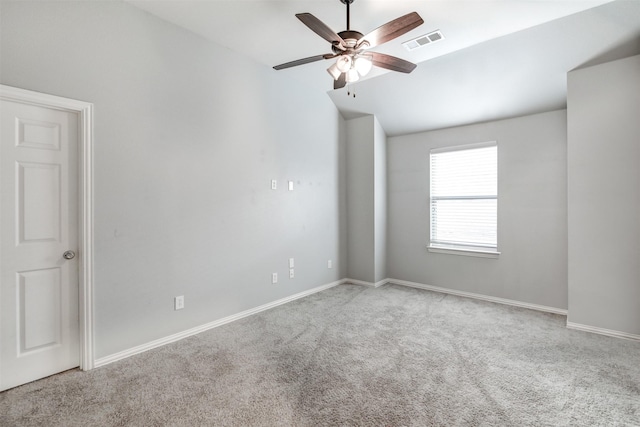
[1,283,639,426]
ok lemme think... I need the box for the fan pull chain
[346,84,356,98]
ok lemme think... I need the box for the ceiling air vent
[402,30,445,51]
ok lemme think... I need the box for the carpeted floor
[1,283,639,426]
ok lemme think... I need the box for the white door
[0,97,79,391]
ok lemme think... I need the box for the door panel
[1,99,79,391]
[18,161,61,243]
[17,118,61,151]
[18,268,62,354]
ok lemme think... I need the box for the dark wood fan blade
[273,54,328,70]
[296,13,345,47]
[370,52,417,73]
[334,73,346,90]
[358,12,424,49]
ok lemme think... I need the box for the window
[429,142,498,257]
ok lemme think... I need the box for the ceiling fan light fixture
[346,68,360,83]
[354,55,372,76]
[335,55,352,73]
[327,63,342,80]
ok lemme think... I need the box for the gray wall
[345,115,387,284]
[567,54,640,335]
[387,110,568,310]
[346,116,375,282]
[0,0,346,358]
[373,117,387,282]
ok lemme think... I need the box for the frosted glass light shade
[346,68,360,83]
[335,55,352,73]
[355,56,372,76]
[327,63,342,80]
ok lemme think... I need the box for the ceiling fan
[273,0,424,90]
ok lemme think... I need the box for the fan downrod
[340,0,355,30]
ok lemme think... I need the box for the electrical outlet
[272,273,278,284]
[174,295,184,310]
[271,179,277,190]
[289,269,294,279]
[328,260,332,269]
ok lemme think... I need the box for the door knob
[63,250,76,260]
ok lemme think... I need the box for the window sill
[427,245,500,259]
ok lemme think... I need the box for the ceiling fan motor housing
[333,30,366,53]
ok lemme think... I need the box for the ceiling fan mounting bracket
[339,0,355,4]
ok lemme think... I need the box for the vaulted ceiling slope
[128,0,640,136]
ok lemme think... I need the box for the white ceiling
[128,0,640,136]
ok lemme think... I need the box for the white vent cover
[402,30,445,51]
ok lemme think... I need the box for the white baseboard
[94,278,638,368]
[343,278,388,288]
[387,278,568,316]
[566,322,640,342]
[94,279,345,368]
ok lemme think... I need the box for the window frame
[428,141,500,258]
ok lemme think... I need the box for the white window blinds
[430,142,497,252]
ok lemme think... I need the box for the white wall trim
[427,245,500,259]
[375,278,389,288]
[343,278,388,288]
[343,278,375,287]
[0,85,95,370]
[94,279,345,368]
[566,322,640,342]
[387,278,568,315]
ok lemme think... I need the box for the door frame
[0,84,95,370]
